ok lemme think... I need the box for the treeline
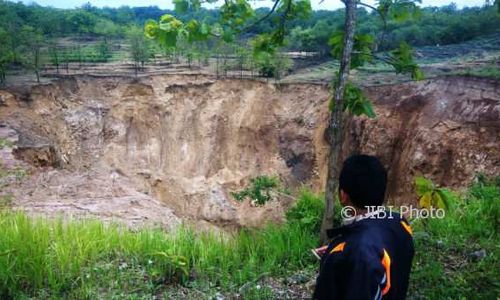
[1,1,498,45]
[289,4,500,53]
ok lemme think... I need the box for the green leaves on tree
[389,42,424,80]
[329,82,376,118]
[145,14,212,48]
[147,0,313,67]
[220,0,255,31]
[185,20,211,42]
[414,176,450,210]
[329,31,375,69]
[278,0,312,21]
[145,15,182,48]
[378,0,422,23]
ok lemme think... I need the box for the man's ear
[339,189,350,206]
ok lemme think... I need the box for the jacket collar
[326,208,390,239]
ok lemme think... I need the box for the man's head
[338,154,387,209]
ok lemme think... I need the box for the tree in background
[19,26,45,83]
[96,40,112,62]
[145,0,424,240]
[0,28,13,85]
[126,26,153,76]
[49,44,61,74]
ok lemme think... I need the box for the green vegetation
[0,138,13,149]
[0,167,496,296]
[415,176,450,209]
[457,65,500,80]
[126,26,153,76]
[0,180,498,298]
[231,175,280,205]
[409,176,500,299]
[0,209,318,298]
[285,188,328,233]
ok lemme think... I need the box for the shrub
[286,188,325,233]
[231,175,279,205]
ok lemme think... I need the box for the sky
[19,0,486,10]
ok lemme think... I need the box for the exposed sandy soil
[0,74,498,229]
[0,75,329,229]
[347,76,500,204]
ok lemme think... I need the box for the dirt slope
[0,75,329,228]
[348,76,499,204]
[0,75,498,228]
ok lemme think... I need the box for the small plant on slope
[231,175,279,206]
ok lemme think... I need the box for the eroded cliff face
[0,75,329,228]
[346,76,499,205]
[0,75,498,229]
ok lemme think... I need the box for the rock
[306,279,316,292]
[289,273,309,284]
[469,249,487,261]
[213,292,225,300]
[238,282,252,294]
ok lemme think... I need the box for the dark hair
[339,154,387,208]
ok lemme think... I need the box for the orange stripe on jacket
[381,249,392,295]
[330,242,346,253]
[400,221,413,236]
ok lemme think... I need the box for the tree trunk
[320,0,358,242]
[0,68,5,85]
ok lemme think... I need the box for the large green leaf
[339,82,377,118]
[435,189,451,210]
[185,20,210,42]
[415,176,434,196]
[419,191,432,208]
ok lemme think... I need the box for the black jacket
[313,212,414,300]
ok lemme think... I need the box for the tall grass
[0,209,318,299]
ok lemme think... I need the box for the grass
[0,210,318,299]
[455,65,500,80]
[408,176,500,299]
[0,138,14,149]
[0,180,498,299]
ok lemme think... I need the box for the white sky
[19,0,486,10]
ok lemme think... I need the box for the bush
[254,53,294,79]
[231,175,279,205]
[286,188,325,233]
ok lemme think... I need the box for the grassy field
[0,180,498,299]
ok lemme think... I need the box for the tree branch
[357,1,388,50]
[243,0,281,30]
